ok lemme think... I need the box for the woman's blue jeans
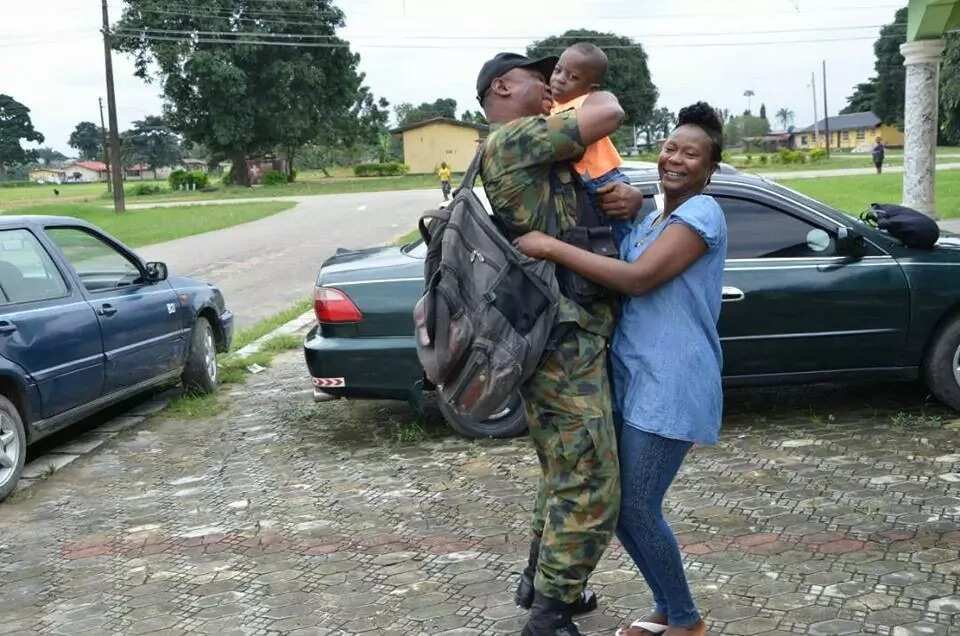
[616,420,701,626]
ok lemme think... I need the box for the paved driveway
[3,352,960,635]
[138,190,441,328]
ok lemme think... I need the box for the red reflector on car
[314,287,363,324]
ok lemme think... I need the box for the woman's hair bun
[676,101,723,162]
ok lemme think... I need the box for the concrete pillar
[900,39,945,218]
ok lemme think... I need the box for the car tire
[924,316,960,411]
[182,317,218,394]
[0,395,27,502]
[437,393,528,439]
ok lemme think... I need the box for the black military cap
[476,52,558,103]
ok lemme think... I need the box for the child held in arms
[550,42,630,198]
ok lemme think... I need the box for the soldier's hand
[597,182,643,221]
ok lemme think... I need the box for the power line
[113,23,905,42]
[120,32,887,50]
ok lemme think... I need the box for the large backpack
[861,203,940,249]
[413,149,562,421]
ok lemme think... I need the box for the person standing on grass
[872,137,885,174]
[437,161,452,200]
[515,102,727,636]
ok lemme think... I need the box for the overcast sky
[1,0,907,156]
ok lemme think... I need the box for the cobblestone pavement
[3,352,960,635]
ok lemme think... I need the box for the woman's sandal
[615,620,669,636]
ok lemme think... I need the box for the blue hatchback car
[0,216,234,500]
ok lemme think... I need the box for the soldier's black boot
[515,539,598,614]
[521,591,582,636]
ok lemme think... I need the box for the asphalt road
[138,190,440,328]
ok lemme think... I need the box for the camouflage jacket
[481,110,614,338]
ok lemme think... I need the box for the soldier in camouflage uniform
[475,52,626,636]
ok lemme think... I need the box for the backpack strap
[419,208,451,244]
[456,144,485,194]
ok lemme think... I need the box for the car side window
[45,227,142,292]
[0,229,69,305]
[718,196,838,259]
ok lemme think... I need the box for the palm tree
[743,90,755,114]
[775,108,795,131]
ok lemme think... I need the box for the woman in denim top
[516,102,727,636]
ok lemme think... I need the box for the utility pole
[101,0,125,212]
[98,97,111,193]
[810,72,819,147]
[822,60,831,158]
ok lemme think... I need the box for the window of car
[0,229,69,305]
[718,196,840,259]
[45,227,142,292]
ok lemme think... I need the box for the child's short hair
[568,42,608,85]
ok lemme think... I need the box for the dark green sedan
[304,168,960,438]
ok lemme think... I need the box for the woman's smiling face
[658,124,716,200]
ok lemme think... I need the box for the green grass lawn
[10,201,295,246]
[0,181,148,210]
[0,173,451,209]
[778,170,960,219]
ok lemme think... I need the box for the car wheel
[924,316,960,411]
[438,392,527,439]
[0,395,27,502]
[182,317,218,394]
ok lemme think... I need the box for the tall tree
[775,108,795,130]
[743,90,755,115]
[0,95,44,177]
[940,33,960,145]
[68,121,103,160]
[122,115,183,171]
[839,8,907,125]
[31,147,67,165]
[759,103,767,121]
[394,98,458,127]
[840,81,878,115]
[526,29,658,126]
[640,107,675,147]
[460,110,488,126]
[114,0,363,185]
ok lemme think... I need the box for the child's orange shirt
[551,94,623,181]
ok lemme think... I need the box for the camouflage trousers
[522,326,620,604]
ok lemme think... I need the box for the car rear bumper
[219,310,235,353]
[303,325,421,401]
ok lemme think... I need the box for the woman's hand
[514,231,559,260]
[597,182,644,221]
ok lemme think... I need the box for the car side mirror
[836,227,865,258]
[144,261,168,283]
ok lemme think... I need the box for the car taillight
[314,287,363,324]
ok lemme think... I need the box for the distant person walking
[437,162,453,200]
[872,137,885,174]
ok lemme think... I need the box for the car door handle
[0,321,17,335]
[722,286,745,302]
[97,304,118,317]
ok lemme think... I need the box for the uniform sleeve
[667,196,725,250]
[534,110,586,164]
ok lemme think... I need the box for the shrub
[129,183,164,196]
[759,155,768,165]
[169,169,210,190]
[744,155,752,165]
[353,162,409,177]
[287,169,298,183]
[263,170,287,186]
[809,148,828,163]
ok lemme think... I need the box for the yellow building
[391,118,488,174]
[794,111,904,151]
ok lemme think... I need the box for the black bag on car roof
[861,203,940,250]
